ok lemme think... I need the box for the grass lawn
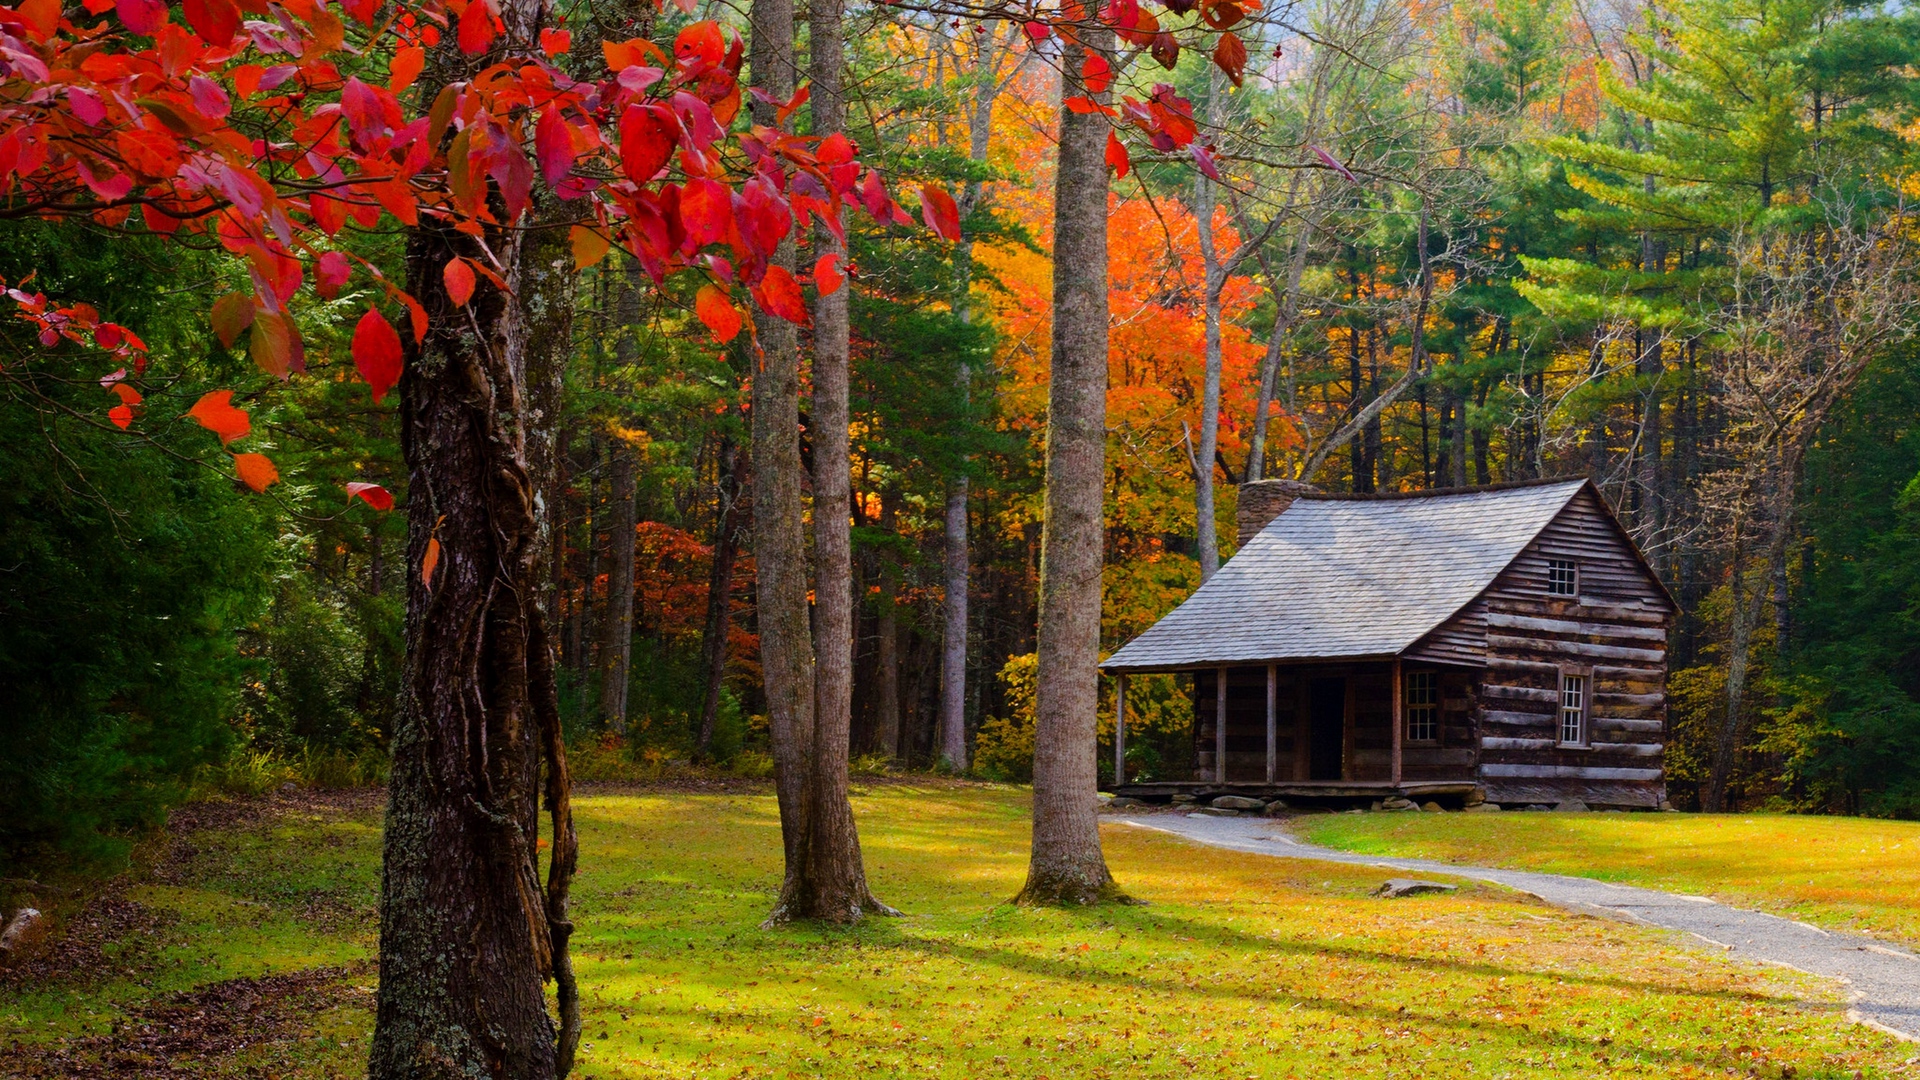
[2,784,1914,1079]
[1299,810,1920,948]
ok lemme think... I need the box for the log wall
[1468,487,1674,807]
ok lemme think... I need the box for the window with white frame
[1405,670,1437,742]
[1560,673,1588,745]
[1547,558,1580,597]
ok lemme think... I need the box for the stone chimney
[1236,479,1317,547]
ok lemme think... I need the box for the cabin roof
[1101,478,1599,673]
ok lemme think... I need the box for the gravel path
[1119,812,1920,1041]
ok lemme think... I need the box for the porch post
[1390,657,1404,787]
[1114,673,1127,786]
[1265,664,1277,784]
[1215,665,1228,783]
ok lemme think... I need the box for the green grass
[1300,810,1920,948]
[3,785,1915,1079]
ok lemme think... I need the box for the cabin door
[1307,677,1345,781]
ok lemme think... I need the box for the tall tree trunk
[1706,490,1796,812]
[370,3,578,1073]
[1448,387,1468,486]
[598,445,636,734]
[1017,25,1121,906]
[938,479,970,769]
[936,26,1018,772]
[782,0,888,923]
[1192,67,1224,580]
[575,436,600,687]
[748,0,817,919]
[875,488,902,759]
[695,439,747,759]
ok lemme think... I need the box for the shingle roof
[1100,479,1589,672]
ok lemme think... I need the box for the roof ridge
[1295,476,1587,502]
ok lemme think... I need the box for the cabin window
[1404,671,1437,742]
[1547,558,1580,597]
[1559,673,1589,746]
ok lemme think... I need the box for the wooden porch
[1106,779,1481,802]
[1106,660,1481,792]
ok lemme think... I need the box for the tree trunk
[748,0,889,925]
[875,488,902,759]
[1192,67,1224,580]
[748,0,816,913]
[370,6,578,1073]
[790,0,886,922]
[598,445,636,734]
[1017,26,1121,907]
[935,28,1016,773]
[695,439,747,759]
[938,479,970,769]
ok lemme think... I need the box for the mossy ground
[3,785,1915,1078]
[1301,809,1920,948]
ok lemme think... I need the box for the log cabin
[1101,477,1676,809]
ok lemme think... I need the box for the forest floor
[1300,810,1920,949]
[2,784,1916,1079]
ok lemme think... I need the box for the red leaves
[1212,32,1248,88]
[674,21,725,69]
[814,253,845,297]
[188,390,249,444]
[535,107,574,187]
[456,0,499,55]
[1022,20,1050,43]
[1080,55,1113,95]
[1311,144,1358,183]
[211,293,253,348]
[352,307,403,403]
[249,309,298,379]
[1107,131,1132,179]
[115,0,166,34]
[680,178,733,248]
[751,265,808,325]
[106,382,140,429]
[619,104,677,185]
[920,184,961,242]
[570,225,611,269]
[316,252,350,299]
[390,45,425,94]
[346,481,394,510]
[539,28,571,56]
[233,452,278,492]
[694,283,743,342]
[443,258,476,307]
[181,0,238,45]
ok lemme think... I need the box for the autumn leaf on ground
[233,452,278,492]
[352,307,404,403]
[187,390,249,445]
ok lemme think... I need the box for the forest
[1,0,1919,1070]
[9,0,1915,847]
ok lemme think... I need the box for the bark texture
[747,0,890,925]
[598,445,636,733]
[1016,27,1121,907]
[937,480,969,768]
[695,438,747,759]
[369,9,578,1074]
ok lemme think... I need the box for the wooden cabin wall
[1472,488,1673,807]
[1193,667,1298,782]
[1395,668,1477,781]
